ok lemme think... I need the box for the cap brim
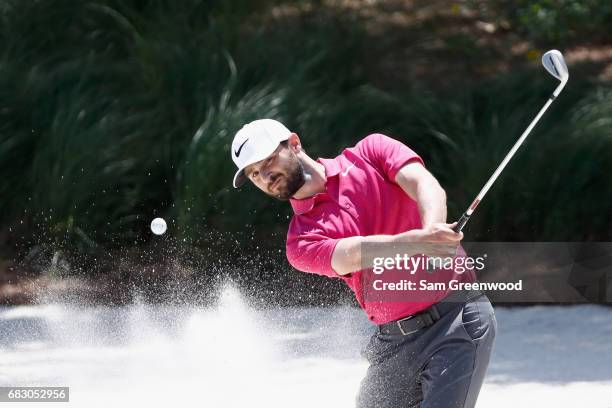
[232,152,267,188]
[233,169,247,188]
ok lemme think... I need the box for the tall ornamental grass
[0,0,611,270]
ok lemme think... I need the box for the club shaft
[453,81,566,233]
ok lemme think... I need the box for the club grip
[453,213,471,233]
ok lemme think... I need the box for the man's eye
[251,171,259,179]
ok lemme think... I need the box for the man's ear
[287,133,302,152]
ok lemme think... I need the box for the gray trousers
[357,296,497,408]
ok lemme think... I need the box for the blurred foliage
[483,0,612,45]
[1,0,612,275]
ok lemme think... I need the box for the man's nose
[260,166,273,183]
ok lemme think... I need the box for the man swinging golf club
[230,119,496,407]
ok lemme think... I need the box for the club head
[542,50,569,83]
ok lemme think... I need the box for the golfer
[230,119,496,408]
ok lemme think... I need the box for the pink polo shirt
[286,133,475,324]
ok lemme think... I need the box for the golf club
[452,49,569,233]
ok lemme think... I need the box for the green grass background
[1,0,611,284]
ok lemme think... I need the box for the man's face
[244,142,306,200]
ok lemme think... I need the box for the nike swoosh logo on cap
[234,139,248,157]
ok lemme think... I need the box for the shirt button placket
[341,200,358,219]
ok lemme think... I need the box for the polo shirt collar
[289,158,339,215]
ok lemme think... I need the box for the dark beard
[274,158,306,201]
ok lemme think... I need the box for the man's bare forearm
[330,229,454,276]
[415,179,447,227]
[394,162,447,227]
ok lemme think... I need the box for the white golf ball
[150,217,167,235]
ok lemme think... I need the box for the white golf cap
[231,119,292,188]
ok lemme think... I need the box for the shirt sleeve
[286,230,341,278]
[356,133,424,181]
